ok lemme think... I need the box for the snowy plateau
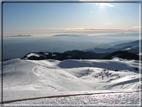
[1,57,142,106]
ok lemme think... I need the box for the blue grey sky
[3,1,140,37]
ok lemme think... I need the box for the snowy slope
[5,91,140,106]
[2,58,141,105]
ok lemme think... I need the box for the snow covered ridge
[2,57,142,105]
[122,46,136,51]
[21,50,140,61]
[22,51,109,60]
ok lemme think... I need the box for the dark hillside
[103,51,139,60]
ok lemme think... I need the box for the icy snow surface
[2,58,142,106]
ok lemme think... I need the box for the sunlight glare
[100,3,106,8]
[95,3,106,8]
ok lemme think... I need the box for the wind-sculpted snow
[2,58,141,105]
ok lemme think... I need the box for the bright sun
[100,3,106,6]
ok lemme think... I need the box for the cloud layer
[6,35,32,37]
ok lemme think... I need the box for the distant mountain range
[84,46,139,54]
[84,40,141,54]
[112,40,140,49]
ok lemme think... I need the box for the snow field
[2,58,141,105]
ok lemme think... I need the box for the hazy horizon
[3,32,139,61]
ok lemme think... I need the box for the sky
[3,1,140,37]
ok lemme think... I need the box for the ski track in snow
[2,58,142,105]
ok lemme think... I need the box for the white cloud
[105,3,114,7]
